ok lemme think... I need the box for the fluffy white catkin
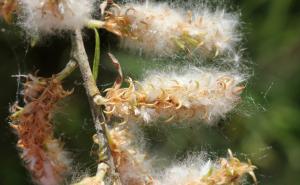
[104,2,240,58]
[155,151,256,185]
[104,67,245,124]
[19,0,96,34]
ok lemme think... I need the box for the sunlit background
[0,0,300,184]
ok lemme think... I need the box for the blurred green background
[1,0,300,184]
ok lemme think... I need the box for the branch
[71,29,105,104]
[71,29,121,184]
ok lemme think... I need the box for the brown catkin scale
[40,0,71,19]
[9,75,72,185]
[0,0,18,23]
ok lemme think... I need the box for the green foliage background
[0,0,300,184]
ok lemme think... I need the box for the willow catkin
[9,75,72,185]
[102,2,240,58]
[157,150,256,185]
[109,124,154,185]
[106,124,256,185]
[104,67,245,124]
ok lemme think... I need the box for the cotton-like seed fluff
[104,67,245,124]
[102,2,240,58]
[19,0,95,34]
[156,151,256,185]
[109,124,153,185]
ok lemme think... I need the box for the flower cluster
[104,67,245,124]
[6,1,258,185]
[97,124,256,185]
[9,75,72,185]
[102,2,240,58]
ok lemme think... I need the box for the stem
[87,20,105,29]
[72,30,101,98]
[71,29,121,184]
[55,59,78,81]
[96,163,110,182]
[72,163,109,185]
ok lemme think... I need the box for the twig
[71,29,121,184]
[55,59,78,81]
[87,20,105,29]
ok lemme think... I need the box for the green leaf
[92,28,101,81]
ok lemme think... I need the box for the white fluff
[106,67,246,124]
[19,0,95,34]
[155,155,213,185]
[142,68,244,122]
[120,2,240,58]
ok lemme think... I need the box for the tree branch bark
[71,29,121,184]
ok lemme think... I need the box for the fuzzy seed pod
[104,67,245,124]
[10,75,72,185]
[102,2,240,58]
